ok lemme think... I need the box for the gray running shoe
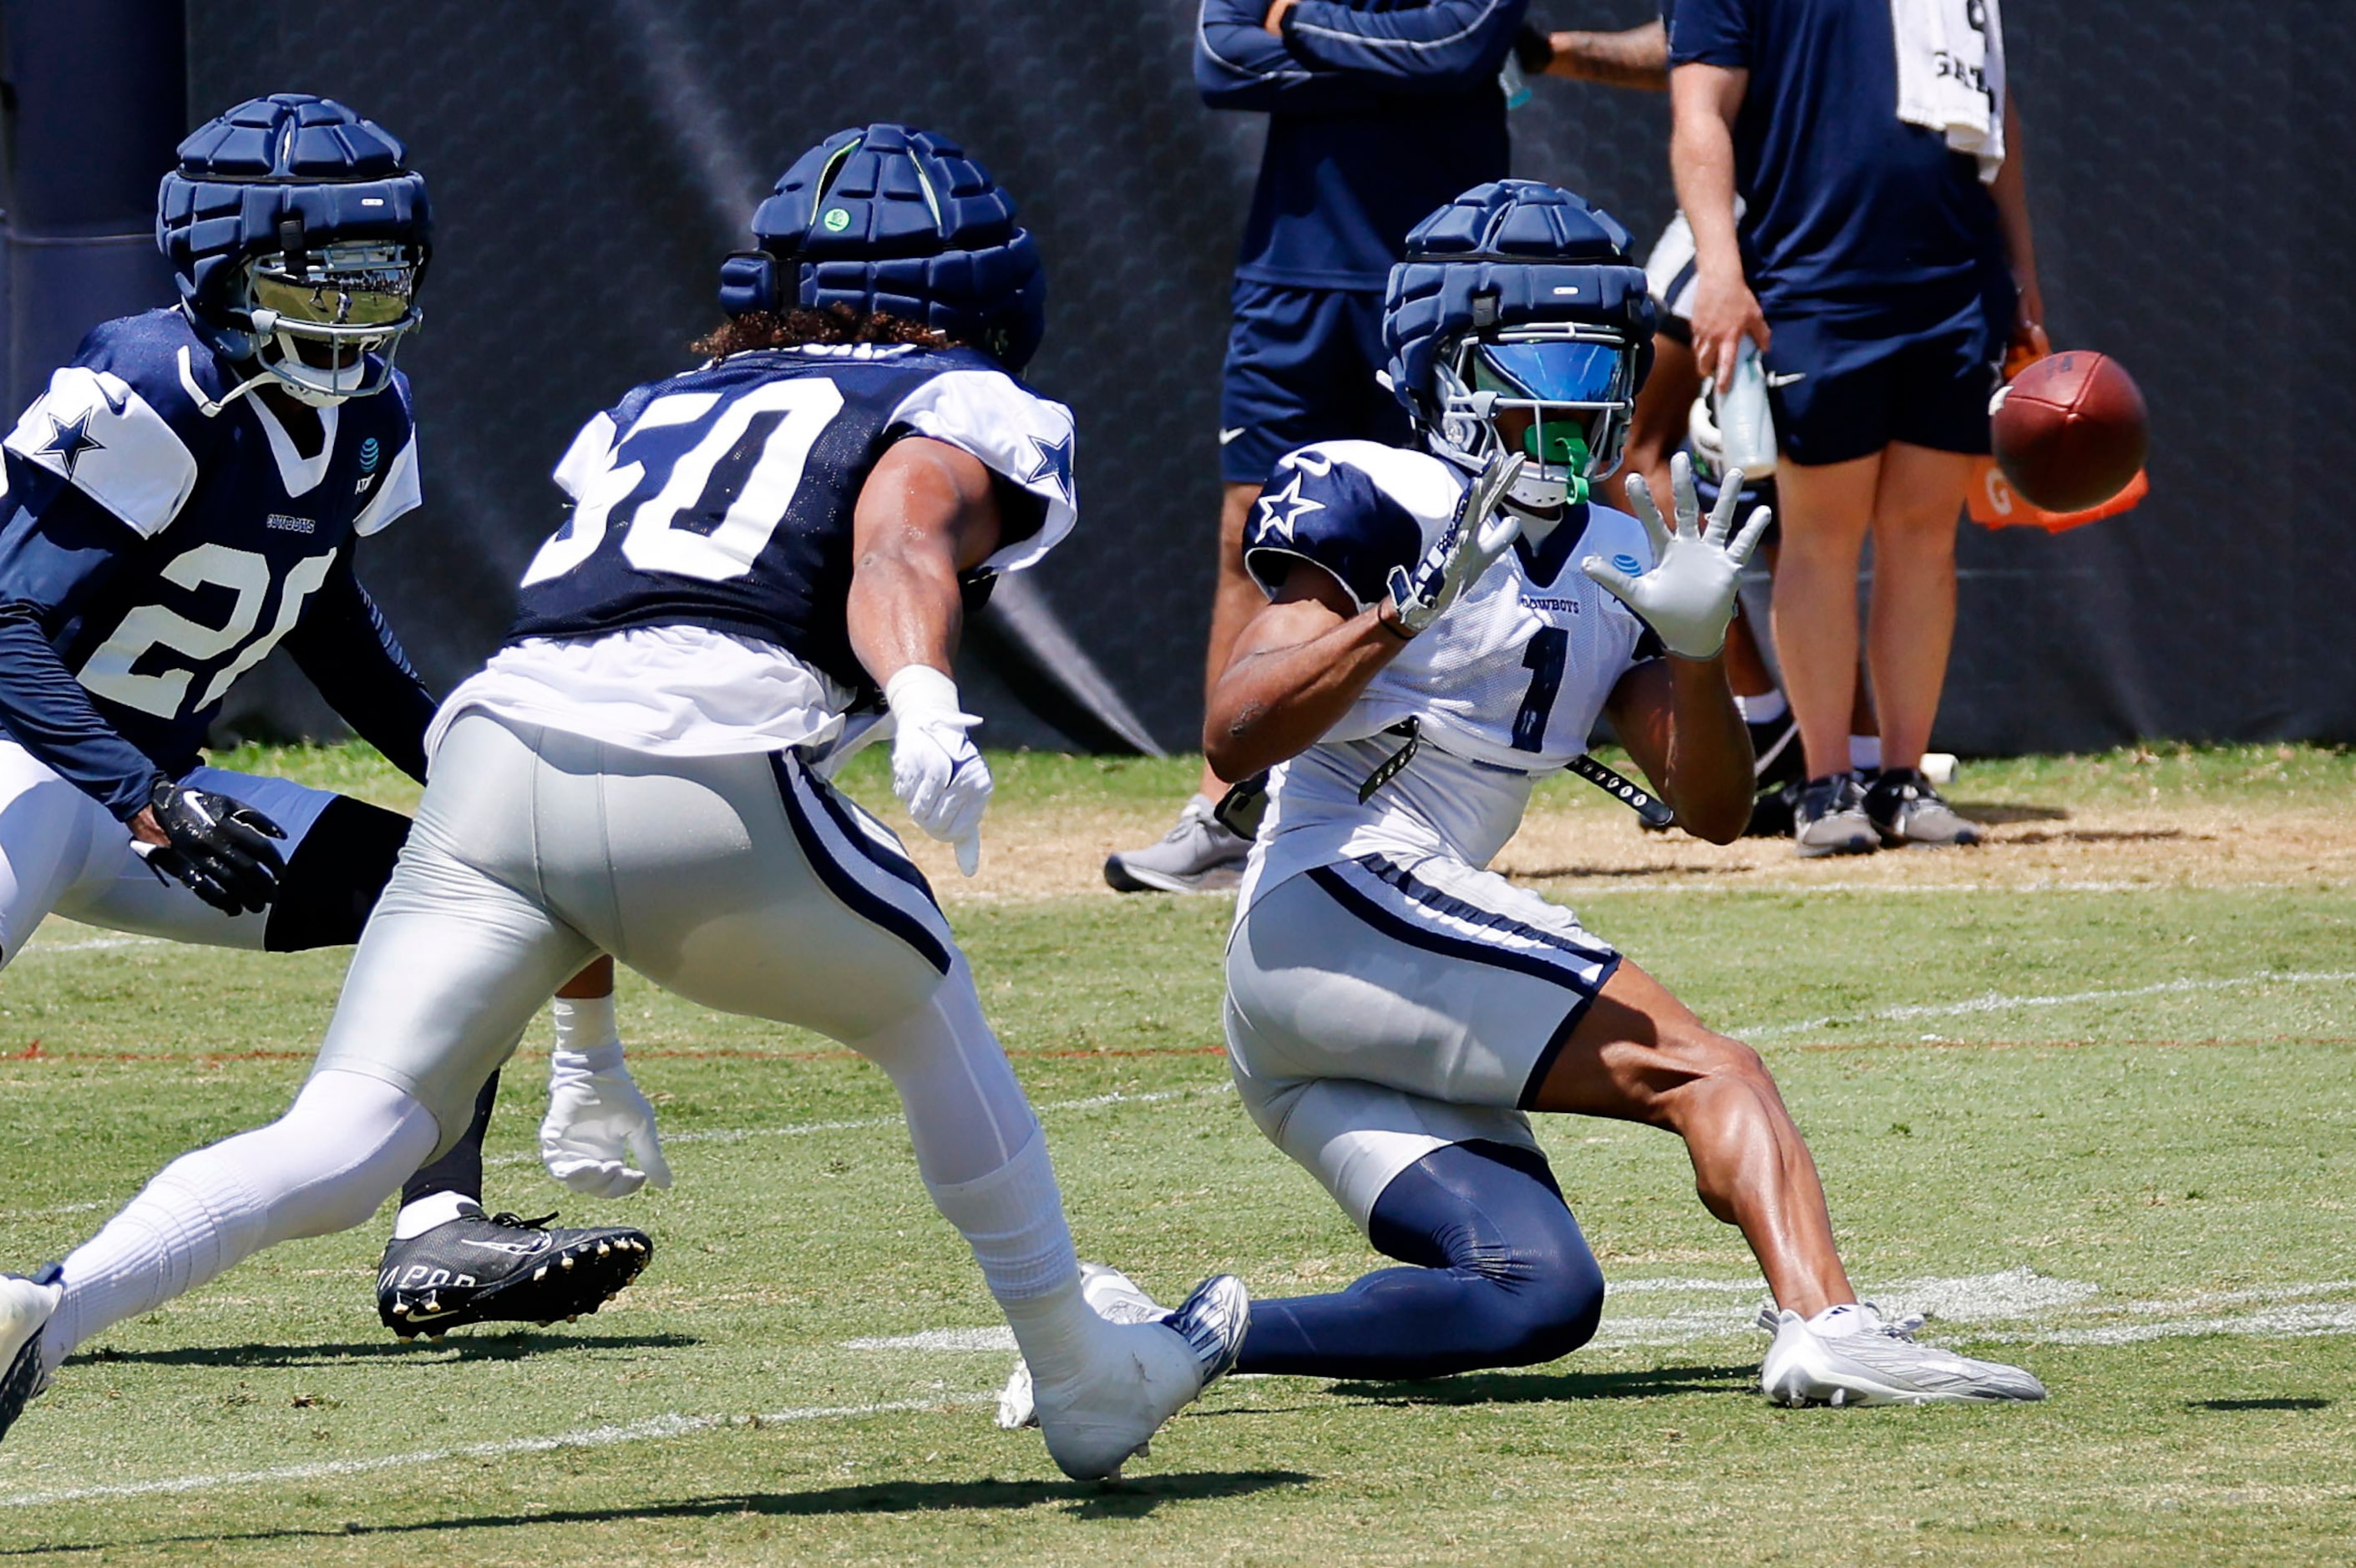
[1865,767,1983,847]
[1758,1302,2046,1406]
[1104,794,1250,893]
[1793,772,1878,858]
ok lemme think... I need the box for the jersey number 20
[522,379,847,588]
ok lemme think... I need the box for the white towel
[1891,0,2008,184]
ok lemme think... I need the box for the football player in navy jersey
[0,95,655,1348]
[1007,183,2044,1413]
[0,124,1246,1480]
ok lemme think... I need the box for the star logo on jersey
[1254,471,1325,544]
[37,410,105,475]
[1020,430,1073,504]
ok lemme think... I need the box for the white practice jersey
[1238,439,1661,908]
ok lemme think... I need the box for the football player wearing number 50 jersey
[0,95,654,1345]
[1016,183,2044,1413]
[0,124,1245,1481]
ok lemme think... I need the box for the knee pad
[265,797,413,952]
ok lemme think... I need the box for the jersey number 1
[1511,626,1568,752]
[521,378,847,588]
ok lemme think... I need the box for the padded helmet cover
[720,123,1046,371]
[158,94,432,350]
[1382,180,1655,432]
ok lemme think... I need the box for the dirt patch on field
[882,792,2356,904]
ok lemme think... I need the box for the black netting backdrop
[189,0,2356,753]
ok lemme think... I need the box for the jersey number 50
[521,379,847,588]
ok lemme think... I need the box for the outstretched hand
[1383,452,1526,637]
[1581,452,1771,660]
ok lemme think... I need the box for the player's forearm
[286,562,436,783]
[0,602,165,819]
[1545,21,1666,88]
[1277,0,1524,90]
[1204,607,1405,780]
[1669,68,1745,277]
[1657,654,1751,843]
[846,548,966,690]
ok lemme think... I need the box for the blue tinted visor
[1472,341,1623,403]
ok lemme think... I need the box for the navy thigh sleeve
[263,795,413,953]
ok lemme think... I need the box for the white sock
[1734,688,1787,725]
[391,1189,481,1241]
[552,991,620,1054]
[923,1128,1077,1303]
[1848,734,1882,772]
[46,1072,435,1373]
[926,1131,1122,1390]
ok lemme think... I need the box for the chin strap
[175,346,278,419]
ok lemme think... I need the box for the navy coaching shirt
[1196,0,1524,290]
[1668,0,2006,319]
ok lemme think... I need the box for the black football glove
[136,777,288,916]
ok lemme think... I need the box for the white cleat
[1024,1272,1250,1481]
[997,1262,1199,1431]
[1758,1302,2046,1407]
[0,1267,64,1446]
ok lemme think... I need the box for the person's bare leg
[1530,960,1855,1316]
[1768,452,1881,781]
[1608,331,1700,515]
[558,953,615,999]
[1197,482,1266,796]
[1862,443,1976,772]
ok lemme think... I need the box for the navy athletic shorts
[1219,280,1411,485]
[1761,289,2005,466]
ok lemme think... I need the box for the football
[1990,350,2150,513]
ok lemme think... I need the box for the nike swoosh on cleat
[1219,427,1246,446]
[453,1237,550,1256]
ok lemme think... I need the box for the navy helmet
[1384,181,1654,510]
[717,124,1046,371]
[159,94,431,405]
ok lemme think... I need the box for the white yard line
[1740,969,2356,1041]
[481,1084,1233,1170]
[11,934,165,956]
[0,1393,995,1508]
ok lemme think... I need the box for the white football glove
[1582,451,1772,659]
[540,1040,672,1199]
[1384,451,1526,635]
[885,664,990,876]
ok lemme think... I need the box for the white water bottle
[1713,337,1779,477]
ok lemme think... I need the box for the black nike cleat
[0,1263,62,1447]
[376,1206,651,1339]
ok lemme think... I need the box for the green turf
[0,747,2350,1563]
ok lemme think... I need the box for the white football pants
[0,739,337,964]
[47,710,1071,1369]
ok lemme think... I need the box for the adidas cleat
[377,1206,651,1338]
[997,1262,1194,1431]
[0,1264,63,1447]
[1758,1302,2046,1406]
[996,1267,1251,1459]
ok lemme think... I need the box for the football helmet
[158,94,431,407]
[716,123,1046,370]
[1384,181,1654,514]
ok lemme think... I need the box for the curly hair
[691,301,963,360]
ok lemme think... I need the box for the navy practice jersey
[0,309,430,817]
[507,343,1077,698]
[1196,0,1522,290]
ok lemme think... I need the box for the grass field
[0,743,2351,1564]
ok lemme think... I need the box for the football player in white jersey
[1012,182,2043,1413]
[0,124,1247,1479]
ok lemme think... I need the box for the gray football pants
[316,711,968,1157]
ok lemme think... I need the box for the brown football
[1991,351,2150,513]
